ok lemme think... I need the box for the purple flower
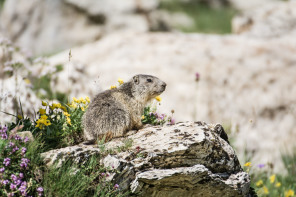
[114,184,119,189]
[168,118,175,125]
[23,137,29,143]
[11,174,18,181]
[20,158,30,169]
[195,72,200,81]
[19,181,27,196]
[9,142,15,147]
[0,126,8,133]
[37,187,43,192]
[12,146,19,153]
[3,158,11,166]
[21,147,27,155]
[101,173,105,176]
[19,173,24,179]
[37,187,44,196]
[0,167,5,173]
[1,133,8,139]
[14,179,21,186]
[2,180,9,185]
[10,183,17,190]
[14,135,22,141]
[257,164,265,169]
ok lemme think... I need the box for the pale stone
[41,122,253,196]
[0,0,166,56]
[232,1,296,38]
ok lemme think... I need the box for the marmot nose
[162,82,167,89]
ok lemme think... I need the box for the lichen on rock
[41,121,254,196]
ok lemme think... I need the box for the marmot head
[130,74,166,102]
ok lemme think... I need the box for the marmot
[82,74,166,144]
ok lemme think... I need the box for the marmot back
[82,74,166,144]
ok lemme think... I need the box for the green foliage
[31,65,67,103]
[0,126,44,197]
[141,106,167,125]
[42,156,127,197]
[116,138,133,152]
[32,97,89,150]
[243,149,296,197]
[159,0,237,34]
[98,137,133,155]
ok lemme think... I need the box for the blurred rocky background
[1,0,296,174]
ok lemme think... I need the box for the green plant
[33,97,90,150]
[243,149,296,197]
[141,104,175,126]
[0,125,44,197]
[159,0,236,34]
[116,139,133,152]
[42,156,126,197]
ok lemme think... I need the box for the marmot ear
[133,75,139,85]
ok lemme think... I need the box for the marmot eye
[147,79,152,82]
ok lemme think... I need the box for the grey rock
[41,122,252,196]
[232,1,296,38]
[0,0,168,56]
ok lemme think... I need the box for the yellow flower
[50,103,60,110]
[118,78,124,85]
[66,117,71,125]
[285,189,295,197]
[141,115,145,120]
[244,162,251,167]
[110,85,117,89]
[17,115,23,119]
[69,101,77,109]
[275,182,281,188]
[81,106,85,111]
[35,115,51,129]
[269,174,275,184]
[61,106,67,112]
[41,115,48,120]
[78,97,86,104]
[73,97,79,103]
[44,120,51,126]
[24,78,31,84]
[85,96,90,103]
[263,186,269,194]
[155,96,162,102]
[39,108,46,115]
[256,180,263,187]
[63,112,70,117]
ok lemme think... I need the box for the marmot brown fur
[82,74,166,144]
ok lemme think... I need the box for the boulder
[0,0,169,56]
[48,32,296,172]
[41,122,253,196]
[232,1,296,38]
